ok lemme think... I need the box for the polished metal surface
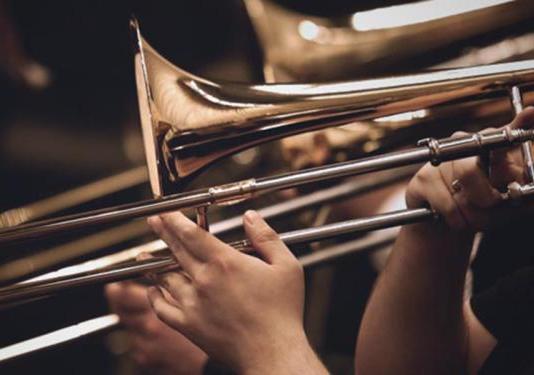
[5,167,415,285]
[244,0,534,81]
[1,23,532,246]
[511,86,534,182]
[4,5,534,369]
[132,19,534,196]
[0,128,531,246]
[2,128,534,301]
[0,208,434,305]
[0,166,147,228]
[0,314,120,363]
[0,231,396,362]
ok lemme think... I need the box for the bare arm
[464,301,497,374]
[356,222,473,375]
[356,108,534,374]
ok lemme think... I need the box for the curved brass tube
[1,21,533,248]
[0,126,533,246]
[244,0,534,81]
[2,126,534,298]
[0,166,148,228]
[132,19,534,197]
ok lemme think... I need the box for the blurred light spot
[374,110,429,123]
[351,0,514,31]
[0,314,119,362]
[232,147,259,165]
[298,20,320,41]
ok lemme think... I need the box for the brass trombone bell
[1,21,534,246]
[131,19,534,198]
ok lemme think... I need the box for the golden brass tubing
[244,0,534,81]
[3,167,416,285]
[0,215,410,305]
[0,128,532,246]
[0,221,151,284]
[3,128,534,303]
[131,18,534,196]
[0,166,147,228]
[0,231,396,363]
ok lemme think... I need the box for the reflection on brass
[10,167,418,286]
[0,166,148,228]
[3,128,534,300]
[0,231,395,362]
[0,221,150,284]
[132,19,534,198]
[244,0,534,81]
[246,0,534,170]
[0,20,532,246]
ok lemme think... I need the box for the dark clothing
[471,266,534,374]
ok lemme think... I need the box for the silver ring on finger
[451,179,463,194]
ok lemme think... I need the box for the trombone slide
[0,128,532,246]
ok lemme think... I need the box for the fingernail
[244,210,260,224]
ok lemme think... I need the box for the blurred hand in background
[105,281,207,375]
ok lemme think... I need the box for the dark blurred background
[1,1,533,374]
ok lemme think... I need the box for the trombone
[2,121,534,304]
[1,20,534,246]
[0,231,396,363]
[3,18,534,362]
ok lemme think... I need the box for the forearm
[356,222,474,375]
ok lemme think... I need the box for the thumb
[489,107,534,187]
[508,106,534,130]
[243,210,292,265]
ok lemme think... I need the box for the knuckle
[256,227,280,244]
[209,252,233,273]
[414,164,432,184]
[152,299,167,316]
[406,177,419,195]
[181,295,196,310]
[180,224,199,242]
[455,159,478,181]
[194,267,214,290]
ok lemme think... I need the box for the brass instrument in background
[244,0,534,81]
[245,0,534,169]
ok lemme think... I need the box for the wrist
[402,221,474,253]
[240,329,327,375]
[395,222,474,276]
